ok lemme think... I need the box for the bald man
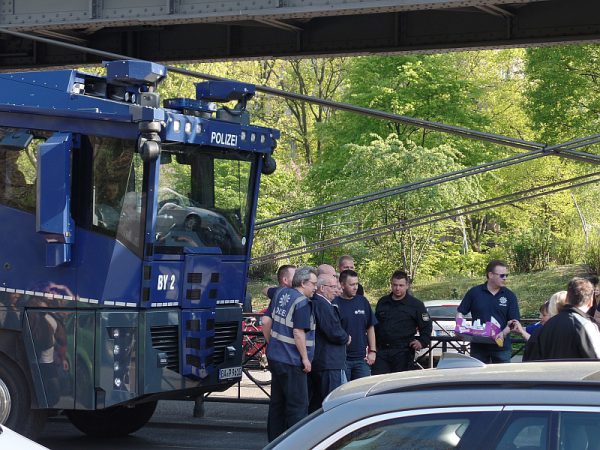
[317,264,336,276]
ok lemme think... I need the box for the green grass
[247,264,590,318]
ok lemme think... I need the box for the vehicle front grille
[212,321,239,365]
[151,325,180,372]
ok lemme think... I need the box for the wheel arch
[0,327,46,409]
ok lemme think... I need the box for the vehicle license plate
[219,366,242,380]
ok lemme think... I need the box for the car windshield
[427,306,458,318]
[155,146,255,256]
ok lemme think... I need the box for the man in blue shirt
[457,260,520,363]
[309,272,350,412]
[261,266,317,441]
[334,269,377,381]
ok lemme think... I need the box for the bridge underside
[0,0,598,69]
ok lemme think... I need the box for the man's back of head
[567,277,595,309]
[277,264,296,287]
[317,264,336,277]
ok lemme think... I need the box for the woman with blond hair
[548,290,568,317]
[510,291,567,341]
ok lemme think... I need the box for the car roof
[323,355,600,412]
[424,299,461,307]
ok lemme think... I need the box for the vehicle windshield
[155,146,254,256]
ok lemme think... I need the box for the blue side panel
[0,206,142,307]
[0,206,76,306]
[74,228,142,306]
[0,73,165,124]
[147,256,245,308]
[149,261,183,306]
[0,70,77,94]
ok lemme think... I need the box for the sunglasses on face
[493,272,509,279]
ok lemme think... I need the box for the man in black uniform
[372,270,432,374]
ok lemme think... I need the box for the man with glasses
[309,272,351,412]
[456,260,520,364]
[261,266,317,441]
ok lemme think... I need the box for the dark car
[266,354,600,449]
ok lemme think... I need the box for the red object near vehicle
[241,309,270,386]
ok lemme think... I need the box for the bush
[507,228,556,272]
[584,232,600,276]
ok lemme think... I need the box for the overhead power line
[255,150,546,229]
[250,172,600,265]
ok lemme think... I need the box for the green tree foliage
[526,45,600,145]
[522,45,600,269]
[300,135,478,281]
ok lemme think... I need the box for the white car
[416,300,470,367]
[424,299,467,337]
[0,425,48,449]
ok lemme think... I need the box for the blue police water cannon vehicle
[0,60,279,438]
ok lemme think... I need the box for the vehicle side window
[559,412,600,450]
[328,412,492,449]
[494,413,550,450]
[91,136,144,255]
[0,128,37,212]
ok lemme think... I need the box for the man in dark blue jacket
[309,272,350,412]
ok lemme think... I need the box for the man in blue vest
[261,266,317,441]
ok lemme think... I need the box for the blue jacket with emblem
[265,287,315,366]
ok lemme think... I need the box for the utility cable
[251,172,600,264]
[255,149,545,229]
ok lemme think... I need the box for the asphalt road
[38,375,271,450]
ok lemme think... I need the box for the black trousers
[267,359,309,442]
[371,347,415,375]
[308,369,345,413]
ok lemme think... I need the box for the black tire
[0,354,47,439]
[242,340,271,386]
[66,401,157,437]
[244,367,272,386]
